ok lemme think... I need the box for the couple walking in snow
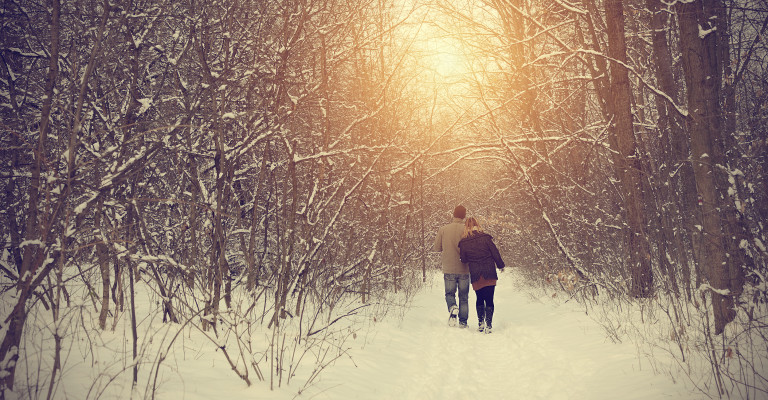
[434,205,505,333]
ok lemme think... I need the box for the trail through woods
[7,271,711,399]
[4,0,767,397]
[275,271,702,400]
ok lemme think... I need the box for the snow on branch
[698,24,716,39]
[498,137,593,282]
[293,145,390,164]
[525,49,690,119]
[697,283,730,296]
[287,149,386,293]
[552,0,587,15]
[74,142,162,217]
[128,252,192,273]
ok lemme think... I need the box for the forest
[1,0,767,398]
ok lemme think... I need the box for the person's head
[462,217,483,238]
[453,205,466,220]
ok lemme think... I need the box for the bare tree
[604,0,653,297]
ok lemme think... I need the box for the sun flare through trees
[1,0,767,398]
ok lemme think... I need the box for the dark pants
[475,285,495,309]
[475,285,495,327]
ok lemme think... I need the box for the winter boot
[484,306,494,334]
[448,305,459,327]
[476,305,486,332]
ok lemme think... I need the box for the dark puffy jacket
[458,232,505,283]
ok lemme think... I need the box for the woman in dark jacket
[458,217,505,333]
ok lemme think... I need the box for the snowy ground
[275,271,703,400]
[11,270,708,400]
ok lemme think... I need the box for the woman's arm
[488,239,505,269]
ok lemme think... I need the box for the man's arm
[433,227,443,252]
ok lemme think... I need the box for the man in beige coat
[433,205,469,327]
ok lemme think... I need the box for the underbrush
[513,265,768,399]
[7,265,424,399]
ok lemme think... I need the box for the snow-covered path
[287,271,701,400]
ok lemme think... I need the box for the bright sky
[392,0,506,134]
[420,23,468,79]
[397,2,477,101]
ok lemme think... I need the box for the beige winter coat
[433,218,469,275]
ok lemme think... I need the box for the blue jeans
[444,273,469,324]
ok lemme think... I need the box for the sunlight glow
[398,10,477,113]
[423,34,467,79]
[393,0,502,135]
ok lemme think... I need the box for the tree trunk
[605,0,653,297]
[713,0,747,308]
[96,200,111,330]
[676,0,734,334]
[646,0,693,298]
[243,141,271,293]
[0,0,60,391]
